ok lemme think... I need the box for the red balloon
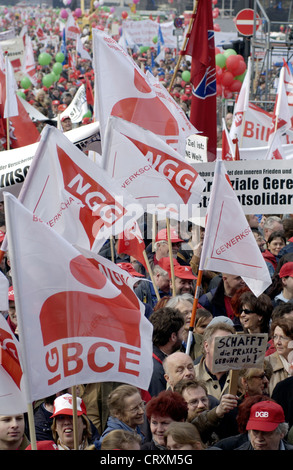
[216,65,223,83]
[215,47,221,55]
[233,59,247,76]
[223,89,233,99]
[213,23,221,32]
[121,11,128,19]
[225,55,240,73]
[230,79,242,92]
[216,83,223,96]
[222,71,234,87]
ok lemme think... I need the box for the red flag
[182,0,217,161]
[86,77,94,106]
[117,221,147,269]
[0,69,40,149]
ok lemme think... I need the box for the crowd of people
[0,206,293,451]
[0,3,293,454]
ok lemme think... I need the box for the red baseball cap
[117,262,144,277]
[174,265,196,280]
[158,257,179,277]
[61,115,71,122]
[155,228,183,243]
[51,393,87,418]
[279,262,293,278]
[246,401,285,432]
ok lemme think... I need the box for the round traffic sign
[235,9,261,36]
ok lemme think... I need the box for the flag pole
[166,218,176,297]
[72,385,79,450]
[167,0,199,93]
[185,268,203,356]
[143,250,160,301]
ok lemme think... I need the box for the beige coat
[266,351,289,396]
[194,357,231,401]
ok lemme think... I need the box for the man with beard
[174,379,238,445]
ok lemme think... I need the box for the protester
[60,115,73,132]
[262,216,284,242]
[0,413,29,450]
[231,288,273,334]
[163,351,196,389]
[237,362,273,399]
[164,421,204,450]
[141,390,188,450]
[193,321,236,400]
[147,228,183,271]
[198,273,247,329]
[273,261,293,307]
[262,231,286,277]
[134,264,171,309]
[171,265,197,296]
[148,307,185,397]
[238,400,292,450]
[96,385,146,446]
[165,293,204,359]
[87,429,141,450]
[266,317,293,395]
[51,393,93,450]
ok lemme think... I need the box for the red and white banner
[4,193,153,402]
[102,116,206,220]
[199,159,271,296]
[117,221,147,270]
[0,314,27,414]
[65,12,81,40]
[21,35,38,87]
[15,125,142,253]
[93,29,197,155]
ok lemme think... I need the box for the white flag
[102,116,205,220]
[4,55,18,118]
[15,125,143,253]
[199,159,271,296]
[0,314,27,414]
[4,192,153,402]
[76,35,92,62]
[93,29,198,154]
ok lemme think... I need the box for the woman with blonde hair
[164,421,204,450]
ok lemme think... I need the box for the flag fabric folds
[229,57,251,146]
[181,0,217,161]
[15,125,143,253]
[93,29,198,155]
[4,192,153,402]
[199,159,271,297]
[102,116,205,220]
[117,221,147,270]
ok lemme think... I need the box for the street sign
[235,8,261,37]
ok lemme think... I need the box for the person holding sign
[194,321,236,400]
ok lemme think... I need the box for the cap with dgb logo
[246,401,285,432]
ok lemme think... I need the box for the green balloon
[38,52,52,66]
[50,72,59,82]
[215,53,226,68]
[182,70,191,82]
[17,90,26,99]
[139,46,149,53]
[20,76,31,89]
[83,110,92,118]
[42,73,54,88]
[55,52,65,63]
[52,62,63,75]
[235,71,246,82]
[223,48,237,58]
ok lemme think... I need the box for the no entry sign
[235,8,261,36]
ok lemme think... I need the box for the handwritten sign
[212,334,268,373]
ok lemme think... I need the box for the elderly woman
[266,317,293,395]
[141,390,188,450]
[97,384,145,445]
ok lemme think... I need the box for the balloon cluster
[215,48,247,99]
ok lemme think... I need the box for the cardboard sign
[213,333,268,373]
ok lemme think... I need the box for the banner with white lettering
[121,19,176,48]
[4,193,153,402]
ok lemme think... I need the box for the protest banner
[213,333,268,395]
[193,158,293,216]
[0,121,101,199]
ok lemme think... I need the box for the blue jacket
[94,416,145,449]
